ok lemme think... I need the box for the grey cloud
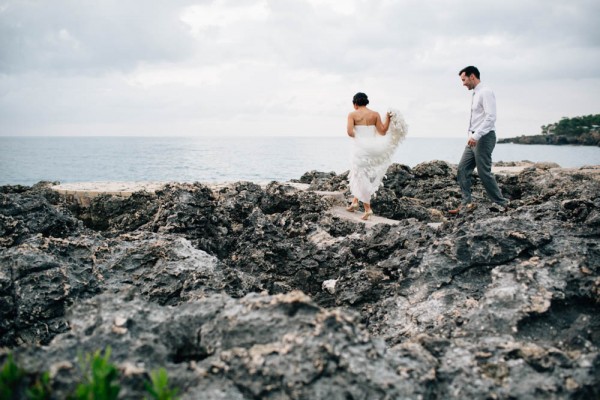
[2,0,598,79]
[0,0,201,74]
[373,0,600,80]
[0,0,599,138]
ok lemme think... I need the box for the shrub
[1,353,25,399]
[145,368,179,400]
[72,347,120,400]
[26,371,51,400]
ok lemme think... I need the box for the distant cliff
[499,114,600,146]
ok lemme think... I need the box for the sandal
[346,202,359,212]
[361,210,374,220]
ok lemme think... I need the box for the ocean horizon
[1,136,599,186]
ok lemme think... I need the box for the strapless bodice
[353,125,377,139]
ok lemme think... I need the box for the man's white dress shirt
[469,83,496,141]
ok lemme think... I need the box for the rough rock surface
[1,161,599,399]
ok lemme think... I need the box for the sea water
[1,136,599,186]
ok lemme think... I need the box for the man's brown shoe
[448,206,461,215]
[448,203,476,215]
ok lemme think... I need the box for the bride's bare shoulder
[364,110,380,124]
[348,110,362,121]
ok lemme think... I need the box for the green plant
[26,371,51,400]
[72,347,120,400]
[0,353,25,399]
[145,368,179,400]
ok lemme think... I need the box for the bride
[346,92,407,220]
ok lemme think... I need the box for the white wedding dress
[348,109,408,203]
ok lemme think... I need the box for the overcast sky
[1,0,599,138]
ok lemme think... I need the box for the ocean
[1,136,599,186]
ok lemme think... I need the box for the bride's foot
[361,210,373,220]
[346,202,359,212]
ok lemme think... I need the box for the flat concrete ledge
[329,205,401,227]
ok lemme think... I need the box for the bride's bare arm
[375,112,390,135]
[347,113,355,137]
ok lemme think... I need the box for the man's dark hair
[459,66,480,79]
[352,92,369,106]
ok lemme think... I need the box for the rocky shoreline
[498,132,600,146]
[1,160,599,399]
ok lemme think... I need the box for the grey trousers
[457,131,507,205]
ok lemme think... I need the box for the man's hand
[468,137,478,147]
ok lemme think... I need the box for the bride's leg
[361,203,374,220]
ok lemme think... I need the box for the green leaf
[71,347,121,400]
[144,368,179,400]
[0,353,25,399]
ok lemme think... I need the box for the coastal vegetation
[73,348,120,400]
[0,350,179,400]
[499,113,600,145]
[0,353,51,400]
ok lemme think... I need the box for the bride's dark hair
[352,92,369,106]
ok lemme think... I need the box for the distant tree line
[499,114,600,146]
[541,114,600,136]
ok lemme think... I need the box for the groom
[449,66,508,214]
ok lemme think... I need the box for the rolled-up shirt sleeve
[472,88,496,140]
